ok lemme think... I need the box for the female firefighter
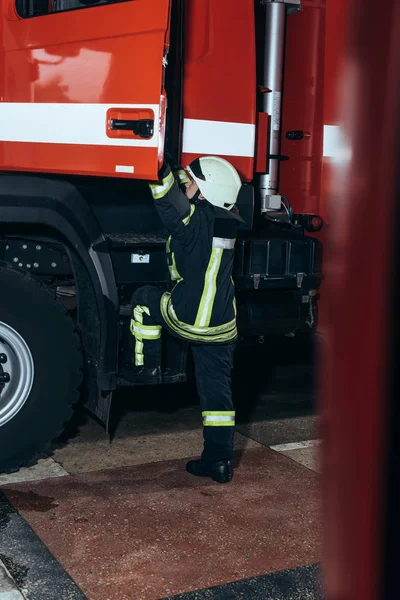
[128,156,243,483]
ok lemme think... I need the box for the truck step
[106,232,168,248]
[117,369,186,387]
[117,374,161,387]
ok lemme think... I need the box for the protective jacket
[149,164,243,344]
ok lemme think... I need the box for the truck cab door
[0,0,171,179]
[180,0,257,183]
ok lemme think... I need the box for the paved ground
[0,336,321,599]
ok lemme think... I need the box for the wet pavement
[0,336,321,599]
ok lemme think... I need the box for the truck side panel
[0,0,171,179]
[280,0,326,217]
[180,0,257,181]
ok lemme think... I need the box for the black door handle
[110,119,154,139]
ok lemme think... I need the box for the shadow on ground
[56,333,316,448]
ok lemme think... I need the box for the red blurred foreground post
[321,1,400,599]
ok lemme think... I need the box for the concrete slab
[237,415,317,447]
[50,409,260,475]
[0,562,25,600]
[0,493,87,600]
[4,447,321,600]
[49,411,260,475]
[270,441,320,474]
[0,459,68,486]
[280,447,319,473]
[270,440,320,451]
[165,564,322,599]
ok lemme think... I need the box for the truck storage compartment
[236,289,314,336]
[106,233,169,286]
[233,232,321,291]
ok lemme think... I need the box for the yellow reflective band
[149,171,175,199]
[203,412,235,427]
[182,204,196,226]
[135,339,144,366]
[203,416,235,424]
[168,302,235,334]
[202,411,235,417]
[175,169,190,184]
[134,305,150,318]
[168,252,181,281]
[130,320,161,340]
[160,293,237,343]
[203,421,236,427]
[166,237,183,282]
[212,237,236,250]
[131,305,158,364]
[132,308,145,366]
[194,248,223,328]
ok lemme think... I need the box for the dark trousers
[130,286,236,461]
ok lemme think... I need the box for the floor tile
[0,458,68,486]
[270,440,320,473]
[237,416,317,447]
[51,415,259,474]
[0,492,86,600]
[165,564,322,600]
[4,448,320,600]
[0,562,24,600]
[278,447,320,473]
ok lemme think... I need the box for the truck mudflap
[0,174,119,398]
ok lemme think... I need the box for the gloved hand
[165,151,190,192]
[153,159,188,195]
[164,151,181,173]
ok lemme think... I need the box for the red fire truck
[0,0,328,471]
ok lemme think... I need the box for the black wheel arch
[0,174,119,394]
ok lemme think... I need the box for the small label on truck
[131,254,150,264]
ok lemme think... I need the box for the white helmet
[186,156,242,211]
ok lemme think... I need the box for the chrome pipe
[259,1,286,212]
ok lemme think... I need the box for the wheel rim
[0,322,34,427]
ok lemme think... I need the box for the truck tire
[0,261,82,473]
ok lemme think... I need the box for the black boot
[121,365,163,385]
[186,459,233,484]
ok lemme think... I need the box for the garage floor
[0,338,321,600]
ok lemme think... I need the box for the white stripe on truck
[182,118,256,158]
[0,104,257,159]
[0,103,160,147]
